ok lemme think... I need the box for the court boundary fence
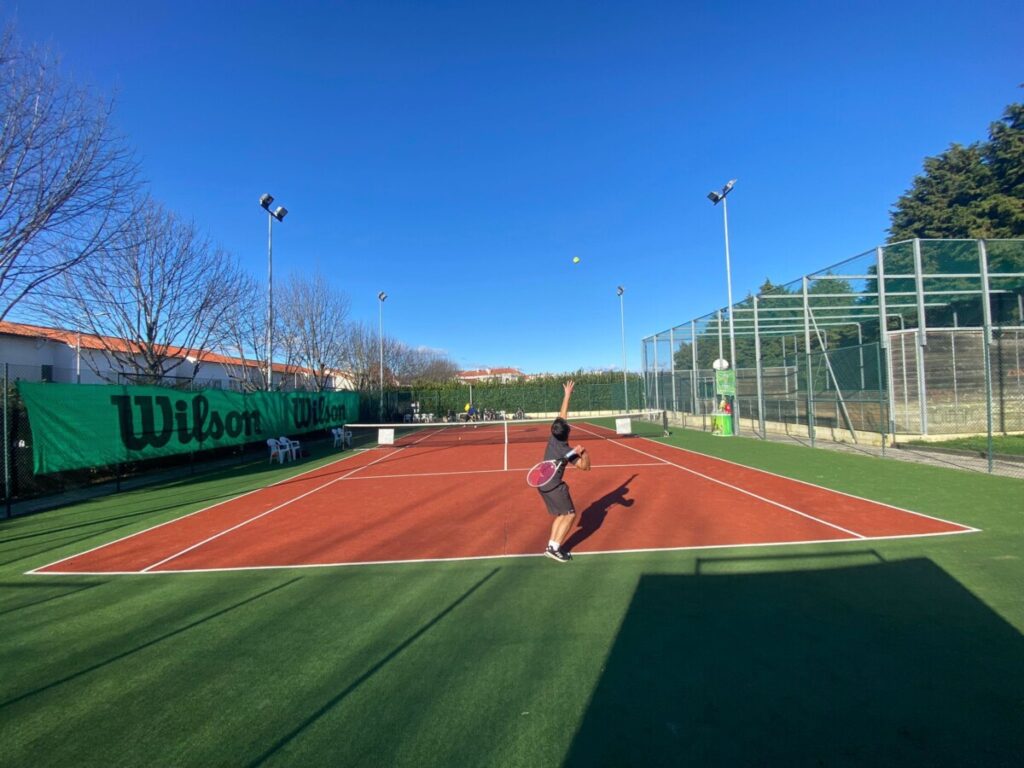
[642,238,1024,477]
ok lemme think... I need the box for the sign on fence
[715,370,736,396]
[17,382,359,474]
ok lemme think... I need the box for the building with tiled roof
[457,367,527,383]
[0,320,353,390]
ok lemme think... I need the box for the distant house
[457,367,527,383]
[0,320,354,390]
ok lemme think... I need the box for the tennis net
[343,411,667,449]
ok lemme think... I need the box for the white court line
[138,448,402,572]
[572,424,866,539]
[626,429,981,533]
[29,422,977,577]
[331,462,666,482]
[29,526,977,576]
[25,449,371,575]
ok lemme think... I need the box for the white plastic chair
[267,438,285,464]
[331,427,352,449]
[279,435,301,461]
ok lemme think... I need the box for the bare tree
[341,320,459,389]
[219,271,270,391]
[389,344,458,384]
[0,26,139,320]
[277,271,351,391]
[45,199,247,383]
[342,321,381,391]
[405,348,460,383]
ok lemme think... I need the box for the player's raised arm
[571,444,591,471]
[559,380,575,419]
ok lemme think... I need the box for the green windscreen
[17,382,359,474]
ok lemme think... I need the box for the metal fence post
[803,276,816,447]
[877,343,887,457]
[978,239,994,473]
[641,339,649,411]
[877,245,897,438]
[856,322,864,389]
[952,310,960,408]
[691,321,699,415]
[653,334,661,410]
[716,309,724,363]
[753,296,765,438]
[669,327,678,413]
[913,238,929,434]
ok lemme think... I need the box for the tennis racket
[526,449,579,488]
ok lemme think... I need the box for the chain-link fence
[643,238,1024,477]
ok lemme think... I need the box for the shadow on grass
[564,557,1024,767]
[0,576,304,710]
[245,567,500,768]
[0,580,106,616]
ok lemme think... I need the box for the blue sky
[7,1,1022,373]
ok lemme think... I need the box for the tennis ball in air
[572,256,580,264]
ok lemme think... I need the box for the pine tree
[888,102,1024,240]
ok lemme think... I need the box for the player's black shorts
[538,482,575,516]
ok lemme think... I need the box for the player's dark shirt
[540,432,577,491]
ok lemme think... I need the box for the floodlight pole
[617,286,628,409]
[720,194,737,372]
[378,291,387,420]
[266,209,273,388]
[260,194,288,391]
[708,179,738,434]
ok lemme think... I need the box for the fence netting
[642,238,1024,477]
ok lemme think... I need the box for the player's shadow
[563,474,637,553]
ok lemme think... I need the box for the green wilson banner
[17,382,359,474]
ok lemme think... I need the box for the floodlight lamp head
[708,179,737,205]
[378,291,387,301]
[260,193,274,209]
[273,206,288,221]
[616,286,624,296]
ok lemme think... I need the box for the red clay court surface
[30,421,977,575]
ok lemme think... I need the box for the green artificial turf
[1,431,1022,767]
[906,433,1024,456]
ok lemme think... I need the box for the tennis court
[29,417,975,575]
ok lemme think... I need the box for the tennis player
[538,380,591,563]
